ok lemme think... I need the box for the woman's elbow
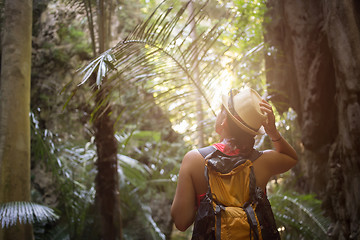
[171,208,193,231]
[174,221,191,232]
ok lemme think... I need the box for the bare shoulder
[182,149,204,164]
[181,149,206,172]
[184,149,203,159]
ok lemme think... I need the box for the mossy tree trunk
[265,0,360,239]
[0,0,33,239]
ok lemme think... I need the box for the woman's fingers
[260,106,272,114]
[259,101,274,118]
[259,100,272,111]
[259,99,277,134]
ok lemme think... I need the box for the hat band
[228,89,259,133]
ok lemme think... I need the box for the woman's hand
[259,99,281,141]
[259,99,298,166]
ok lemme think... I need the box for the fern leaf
[269,192,331,240]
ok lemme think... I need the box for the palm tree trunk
[97,0,109,53]
[0,0,33,239]
[93,87,122,240]
[93,0,122,239]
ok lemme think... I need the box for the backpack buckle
[215,204,225,215]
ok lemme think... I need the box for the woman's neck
[221,138,238,152]
[220,138,254,156]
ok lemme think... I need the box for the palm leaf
[70,0,235,122]
[0,201,58,228]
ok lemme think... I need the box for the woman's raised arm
[259,99,298,175]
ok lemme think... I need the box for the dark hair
[224,109,255,156]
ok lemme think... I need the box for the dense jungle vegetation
[1,0,359,239]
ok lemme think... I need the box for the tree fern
[0,201,58,228]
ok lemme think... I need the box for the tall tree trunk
[265,0,360,239]
[97,0,109,53]
[94,0,122,239]
[93,88,122,240]
[0,0,33,239]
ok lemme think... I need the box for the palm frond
[78,49,116,86]
[71,0,235,121]
[0,201,58,228]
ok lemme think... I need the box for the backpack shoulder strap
[198,146,217,159]
[248,150,263,163]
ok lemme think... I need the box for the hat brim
[222,93,265,136]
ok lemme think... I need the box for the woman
[171,88,298,232]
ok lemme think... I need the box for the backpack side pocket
[192,194,216,240]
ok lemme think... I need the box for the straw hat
[222,88,266,135]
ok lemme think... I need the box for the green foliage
[31,111,95,239]
[58,24,92,61]
[118,153,166,240]
[269,189,331,240]
[117,126,188,239]
[116,130,185,240]
[31,106,185,239]
[0,201,58,228]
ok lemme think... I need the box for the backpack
[191,146,280,240]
